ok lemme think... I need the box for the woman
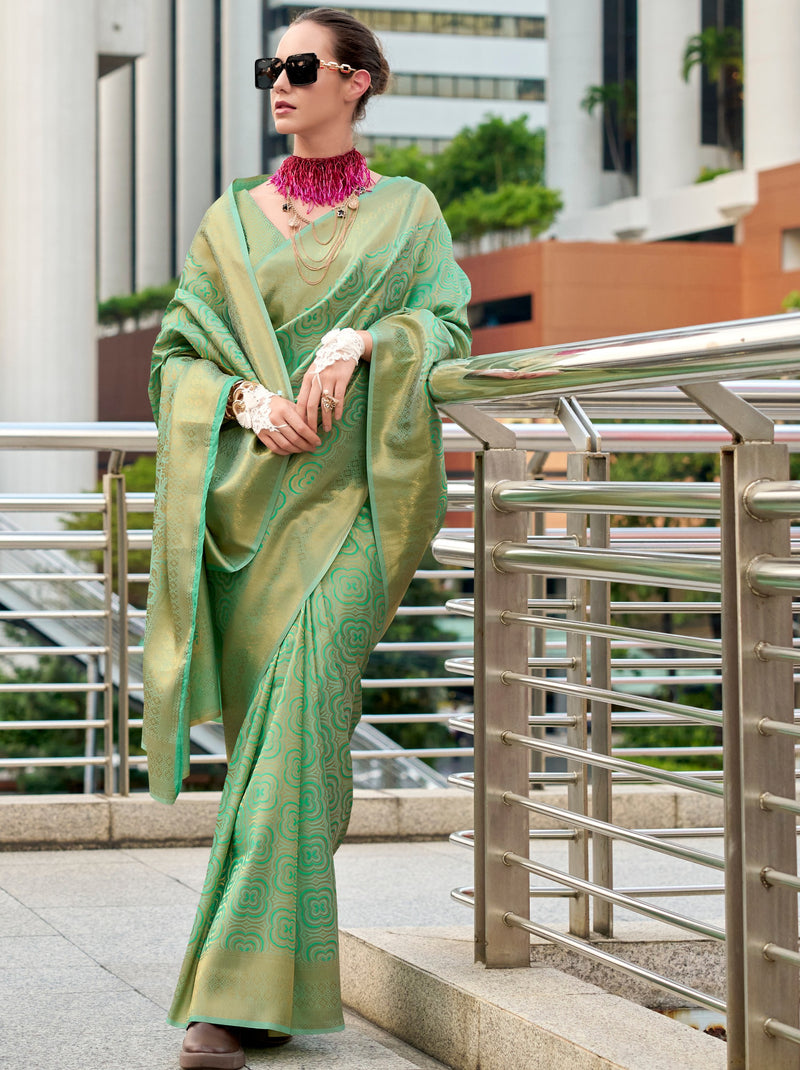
[143,8,471,1068]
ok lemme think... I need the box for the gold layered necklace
[281,189,365,286]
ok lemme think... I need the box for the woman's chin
[273,113,299,134]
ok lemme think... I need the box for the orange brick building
[460,161,800,358]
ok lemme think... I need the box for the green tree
[64,454,156,609]
[367,143,434,187]
[98,279,178,327]
[0,649,103,793]
[369,115,559,243]
[361,553,467,761]
[782,290,800,313]
[608,451,723,771]
[430,114,546,206]
[443,183,562,243]
[682,26,743,158]
[581,80,637,190]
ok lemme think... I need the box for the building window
[266,5,545,39]
[388,72,545,102]
[700,0,743,154]
[602,0,637,176]
[469,294,533,329]
[782,229,800,272]
[356,134,453,156]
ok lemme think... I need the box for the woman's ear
[345,68,372,105]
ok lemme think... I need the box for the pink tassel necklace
[270,148,373,285]
[269,147,372,211]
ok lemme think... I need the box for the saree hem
[166,1014,345,1036]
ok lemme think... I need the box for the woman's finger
[305,381,322,431]
[319,387,340,433]
[282,408,321,449]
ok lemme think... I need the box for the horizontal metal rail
[0,493,106,512]
[493,543,722,591]
[428,311,800,405]
[435,536,724,590]
[505,852,725,940]
[504,914,726,1015]
[763,1020,800,1047]
[0,532,107,550]
[490,480,721,518]
[449,661,725,728]
[503,792,724,869]
[0,683,105,694]
[744,481,800,521]
[0,719,107,731]
[499,610,723,654]
[1,414,799,453]
[748,556,800,595]
[503,732,725,797]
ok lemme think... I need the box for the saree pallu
[142,177,471,1033]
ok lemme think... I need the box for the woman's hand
[255,395,321,456]
[296,330,373,434]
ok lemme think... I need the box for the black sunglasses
[254,53,355,89]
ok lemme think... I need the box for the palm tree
[682,26,743,160]
[581,80,637,193]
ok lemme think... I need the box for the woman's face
[270,21,362,142]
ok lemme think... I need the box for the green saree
[142,175,471,1034]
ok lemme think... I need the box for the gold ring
[321,393,337,412]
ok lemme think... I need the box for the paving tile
[245,1021,443,1069]
[0,847,128,867]
[37,904,195,954]
[1,933,95,969]
[4,964,129,995]
[0,859,198,909]
[102,961,179,1011]
[0,988,176,1070]
[335,841,472,929]
[0,888,56,936]
[121,846,210,892]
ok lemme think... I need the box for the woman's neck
[291,133,355,160]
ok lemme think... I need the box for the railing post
[82,655,98,795]
[565,451,591,937]
[100,470,116,796]
[104,451,130,797]
[721,441,798,1070]
[115,465,130,797]
[474,444,531,967]
[587,452,612,937]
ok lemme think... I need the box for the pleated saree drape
[142,176,471,1034]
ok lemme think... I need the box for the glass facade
[266,5,545,38]
[602,0,637,176]
[357,134,452,156]
[391,72,544,102]
[700,0,743,151]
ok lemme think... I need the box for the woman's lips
[273,102,295,115]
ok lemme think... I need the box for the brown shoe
[179,1022,245,1069]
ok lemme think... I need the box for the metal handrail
[429,311,800,404]
[429,313,800,1070]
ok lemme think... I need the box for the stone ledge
[340,926,727,1070]
[0,784,726,850]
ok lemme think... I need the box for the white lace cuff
[230,381,286,436]
[310,328,365,389]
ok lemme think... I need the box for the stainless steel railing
[0,428,477,794]
[431,312,800,1070]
